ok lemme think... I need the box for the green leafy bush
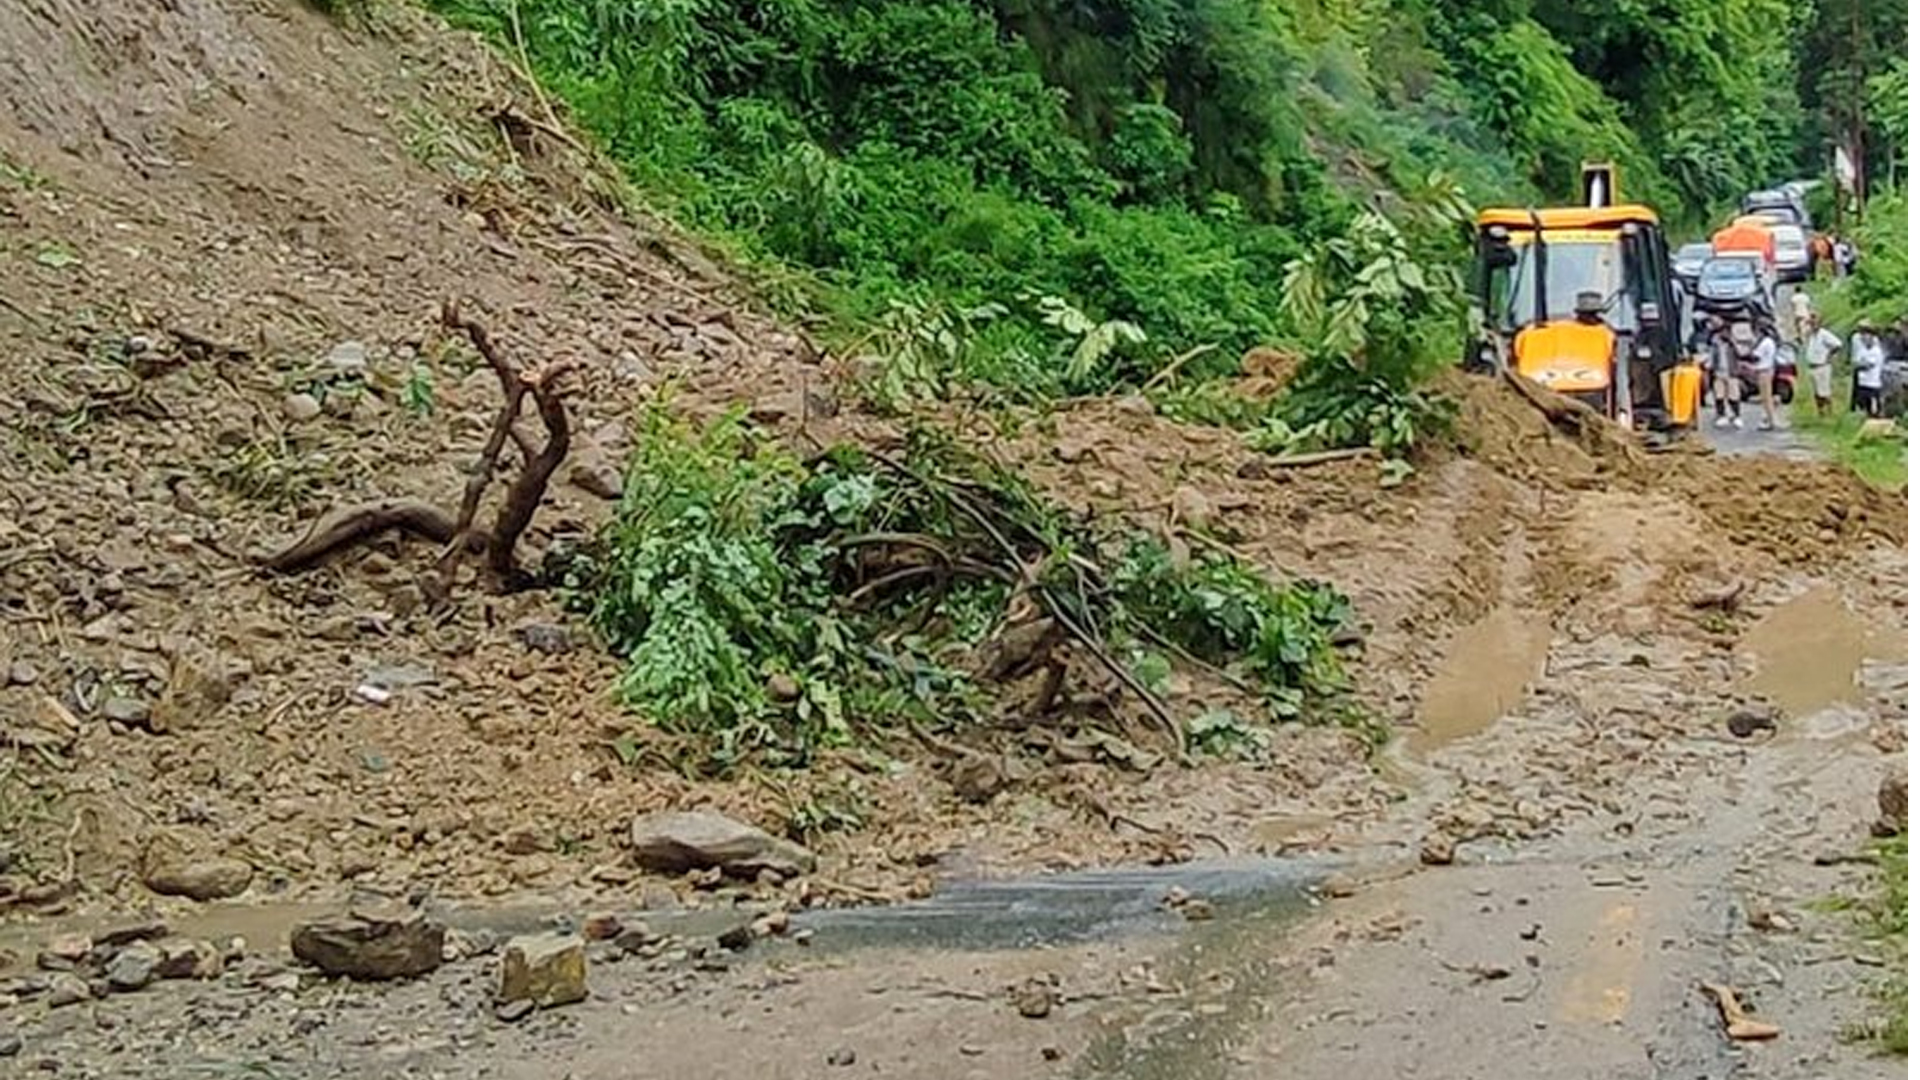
[569,407,1355,770]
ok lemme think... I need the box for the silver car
[1770,224,1811,283]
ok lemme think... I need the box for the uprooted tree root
[260,300,576,596]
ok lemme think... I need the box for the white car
[1769,224,1811,283]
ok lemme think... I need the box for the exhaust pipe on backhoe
[1581,161,1618,209]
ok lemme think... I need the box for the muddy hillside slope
[0,0,1907,926]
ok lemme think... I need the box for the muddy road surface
[1,555,1904,1079]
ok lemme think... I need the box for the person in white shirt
[1751,330,1782,431]
[1790,289,1813,341]
[1850,320,1885,416]
[1802,313,1843,416]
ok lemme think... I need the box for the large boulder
[290,902,444,980]
[628,811,815,878]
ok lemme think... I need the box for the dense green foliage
[425,0,1902,408]
[566,407,1353,771]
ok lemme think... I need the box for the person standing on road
[1802,313,1843,417]
[1708,316,1743,429]
[1790,288,1813,341]
[1751,327,1783,431]
[1850,320,1886,417]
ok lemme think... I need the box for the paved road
[1700,414,1824,461]
[1685,279,1827,462]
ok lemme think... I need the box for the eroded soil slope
[0,0,1906,938]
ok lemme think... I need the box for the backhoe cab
[1464,201,1689,430]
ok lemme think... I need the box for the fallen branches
[259,301,576,596]
[260,499,459,575]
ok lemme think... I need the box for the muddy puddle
[1407,607,1553,755]
[3,860,1330,976]
[1740,585,1900,717]
[797,859,1326,953]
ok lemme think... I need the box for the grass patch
[1788,396,1907,488]
[1864,830,1908,1054]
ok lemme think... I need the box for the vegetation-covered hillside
[429,0,1901,385]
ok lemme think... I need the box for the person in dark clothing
[1705,315,1743,428]
[1885,318,1909,367]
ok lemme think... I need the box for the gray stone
[44,973,89,1008]
[106,942,160,991]
[496,933,587,1008]
[96,920,169,948]
[290,904,444,980]
[512,623,572,655]
[6,662,36,687]
[101,696,151,727]
[628,811,816,878]
[495,998,536,1023]
[568,460,623,500]
[281,392,322,422]
[0,1032,19,1057]
[325,341,369,373]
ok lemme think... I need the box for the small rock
[497,933,587,1008]
[582,913,623,942]
[45,974,90,1008]
[1041,1046,1063,1062]
[442,927,501,962]
[716,924,754,953]
[6,662,36,687]
[751,910,790,938]
[1726,705,1780,739]
[0,1033,19,1057]
[501,828,548,857]
[38,934,91,970]
[628,811,816,879]
[152,937,223,980]
[827,1048,856,1067]
[281,392,322,422]
[325,340,369,373]
[1177,898,1215,922]
[141,841,253,901]
[765,673,802,704]
[612,925,655,955]
[1169,485,1214,530]
[512,624,571,655]
[1876,773,1907,836]
[1010,976,1057,1019]
[105,942,160,992]
[101,696,151,728]
[494,998,536,1023]
[256,971,302,994]
[1419,832,1457,866]
[1319,873,1359,899]
[290,904,445,980]
[568,460,623,501]
[95,920,168,948]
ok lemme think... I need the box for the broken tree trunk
[258,300,576,596]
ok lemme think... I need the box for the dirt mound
[1444,368,1906,563]
[1669,454,1906,562]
